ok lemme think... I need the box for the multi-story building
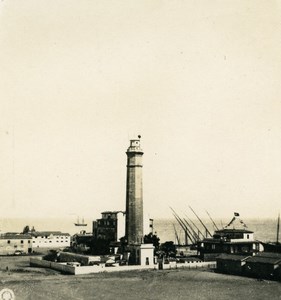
[198,214,262,261]
[92,211,125,242]
[0,233,32,255]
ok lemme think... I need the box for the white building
[31,231,70,249]
[0,233,32,255]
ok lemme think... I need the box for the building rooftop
[203,238,257,244]
[222,214,250,231]
[101,211,125,215]
[215,229,253,234]
[256,252,281,259]
[216,254,250,261]
[0,233,32,239]
[246,256,281,265]
[30,231,70,237]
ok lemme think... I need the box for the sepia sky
[1,1,281,220]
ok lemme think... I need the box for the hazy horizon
[1,1,281,219]
[0,216,278,243]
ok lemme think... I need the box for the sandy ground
[0,256,281,300]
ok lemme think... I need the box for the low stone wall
[50,262,75,273]
[30,257,51,268]
[30,258,75,274]
[74,264,156,275]
[30,257,216,275]
[158,261,216,270]
[30,258,156,274]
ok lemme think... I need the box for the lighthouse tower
[125,136,144,245]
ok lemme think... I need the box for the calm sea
[0,218,277,243]
[0,217,278,243]
[154,218,279,244]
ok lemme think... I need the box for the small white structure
[116,211,126,241]
[31,231,70,249]
[140,243,154,266]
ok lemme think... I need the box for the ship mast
[185,215,205,239]
[173,224,181,245]
[170,207,197,244]
[206,210,219,231]
[188,205,212,237]
[277,212,280,245]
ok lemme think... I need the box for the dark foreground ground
[0,256,281,300]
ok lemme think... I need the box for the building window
[21,240,24,244]
[247,235,249,239]
[7,240,10,244]
[28,240,30,243]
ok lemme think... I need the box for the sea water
[154,218,278,244]
[0,217,278,243]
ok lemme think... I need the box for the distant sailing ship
[262,213,281,253]
[74,217,87,227]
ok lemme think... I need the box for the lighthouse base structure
[124,243,154,266]
[140,244,155,266]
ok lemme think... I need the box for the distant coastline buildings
[31,231,71,249]
[0,231,70,255]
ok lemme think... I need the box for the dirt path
[0,268,280,300]
[0,257,280,299]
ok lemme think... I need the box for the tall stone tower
[125,137,144,245]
